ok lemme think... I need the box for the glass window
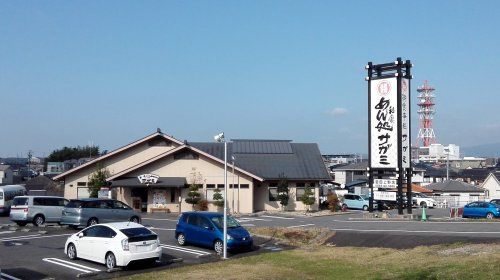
[296,187,305,201]
[33,198,45,206]
[170,188,176,203]
[96,226,117,238]
[113,200,131,210]
[206,184,215,189]
[211,216,240,229]
[120,227,153,237]
[12,197,28,206]
[269,188,278,201]
[99,201,113,209]
[66,200,83,208]
[199,217,211,229]
[77,182,87,186]
[83,201,99,208]
[217,184,225,189]
[83,226,100,237]
[240,184,249,189]
[187,215,199,226]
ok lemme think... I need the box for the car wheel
[214,239,223,255]
[177,233,186,246]
[420,202,427,208]
[130,216,140,224]
[67,243,78,260]
[363,205,369,211]
[16,222,27,227]
[106,252,117,269]
[486,212,494,220]
[87,217,98,227]
[33,215,45,227]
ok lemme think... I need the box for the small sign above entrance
[373,179,397,189]
[137,174,160,185]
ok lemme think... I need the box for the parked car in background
[65,222,161,269]
[342,194,377,211]
[0,185,27,214]
[61,198,140,229]
[9,196,68,226]
[490,199,500,206]
[412,192,437,208]
[462,201,500,219]
[175,212,253,255]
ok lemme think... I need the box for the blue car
[175,212,253,255]
[462,201,500,219]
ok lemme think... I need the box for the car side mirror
[77,232,84,238]
[204,226,213,231]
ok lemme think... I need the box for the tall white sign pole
[223,140,228,259]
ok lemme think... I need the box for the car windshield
[120,227,153,237]
[12,197,28,206]
[211,216,241,229]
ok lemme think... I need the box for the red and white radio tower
[416,81,437,147]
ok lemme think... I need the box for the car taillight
[121,238,129,251]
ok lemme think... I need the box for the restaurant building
[54,130,331,214]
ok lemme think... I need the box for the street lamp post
[214,132,228,259]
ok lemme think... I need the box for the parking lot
[1,209,499,280]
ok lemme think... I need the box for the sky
[1,1,500,157]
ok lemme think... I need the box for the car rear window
[120,227,157,242]
[12,197,28,206]
[66,200,83,208]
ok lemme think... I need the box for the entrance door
[131,188,148,212]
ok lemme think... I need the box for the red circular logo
[377,81,391,95]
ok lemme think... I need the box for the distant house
[480,172,500,200]
[47,162,64,173]
[25,175,64,196]
[0,165,14,185]
[424,180,486,207]
[330,161,425,186]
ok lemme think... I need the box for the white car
[64,222,162,269]
[412,192,436,208]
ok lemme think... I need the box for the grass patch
[247,226,334,246]
[118,242,500,280]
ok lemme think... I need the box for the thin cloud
[326,107,349,117]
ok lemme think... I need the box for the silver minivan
[10,196,68,226]
[60,198,140,229]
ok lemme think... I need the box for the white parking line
[287,224,315,228]
[331,228,500,234]
[0,231,15,235]
[236,218,271,222]
[260,215,295,220]
[1,233,71,242]
[149,227,175,231]
[160,244,211,256]
[336,219,500,224]
[142,218,178,221]
[240,224,256,227]
[1,272,22,280]
[42,258,101,273]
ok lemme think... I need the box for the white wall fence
[432,195,485,208]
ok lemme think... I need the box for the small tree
[87,163,109,198]
[301,184,315,211]
[212,188,224,208]
[327,192,339,212]
[196,199,209,211]
[185,168,203,209]
[276,173,289,211]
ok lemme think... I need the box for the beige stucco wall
[63,140,180,199]
[124,154,255,213]
[254,182,320,212]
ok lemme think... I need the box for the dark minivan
[60,198,141,229]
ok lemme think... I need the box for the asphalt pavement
[0,209,499,280]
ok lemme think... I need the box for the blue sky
[1,1,499,157]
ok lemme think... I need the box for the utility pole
[27,150,33,178]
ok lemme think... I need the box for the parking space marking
[260,215,295,220]
[149,227,175,231]
[236,218,271,222]
[0,231,15,235]
[286,224,315,228]
[1,233,71,242]
[240,224,255,227]
[142,218,178,221]
[160,244,211,256]
[331,228,500,235]
[42,258,101,273]
[1,272,22,280]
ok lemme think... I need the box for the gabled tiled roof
[425,180,485,193]
[190,141,331,180]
